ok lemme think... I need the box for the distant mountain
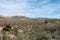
[0,16,60,27]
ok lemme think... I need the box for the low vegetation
[0,16,60,40]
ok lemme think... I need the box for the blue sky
[0,0,60,18]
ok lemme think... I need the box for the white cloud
[38,0,50,5]
[0,0,60,18]
[0,0,31,10]
[27,3,59,14]
[17,13,32,17]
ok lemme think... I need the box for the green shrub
[2,34,11,40]
[12,27,18,36]
[2,24,11,32]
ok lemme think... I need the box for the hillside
[0,16,60,40]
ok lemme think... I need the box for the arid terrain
[0,16,60,40]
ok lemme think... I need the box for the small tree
[44,20,48,24]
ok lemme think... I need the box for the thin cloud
[0,0,60,18]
